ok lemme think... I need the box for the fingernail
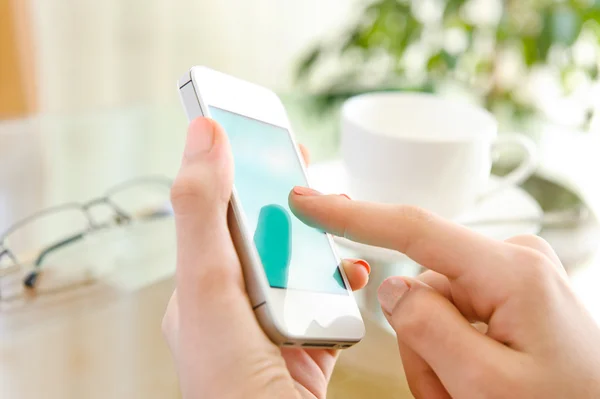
[185,118,215,158]
[378,277,409,315]
[340,193,352,200]
[292,186,321,196]
[353,259,371,275]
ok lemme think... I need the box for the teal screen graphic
[209,106,347,294]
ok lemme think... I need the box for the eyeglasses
[0,176,173,305]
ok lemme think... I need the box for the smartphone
[177,66,364,348]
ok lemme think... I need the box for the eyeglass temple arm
[0,247,17,263]
[22,200,172,288]
[143,208,173,220]
[24,232,85,288]
[0,248,20,278]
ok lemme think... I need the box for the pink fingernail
[378,277,409,315]
[353,259,371,275]
[293,186,321,196]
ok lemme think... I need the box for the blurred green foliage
[297,0,600,128]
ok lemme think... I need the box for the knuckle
[392,288,436,339]
[182,251,243,296]
[170,174,211,214]
[511,247,554,287]
[507,234,550,251]
[507,234,566,277]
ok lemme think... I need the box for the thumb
[378,277,514,398]
[169,118,283,397]
[171,117,233,223]
[171,117,240,297]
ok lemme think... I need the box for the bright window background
[31,0,357,113]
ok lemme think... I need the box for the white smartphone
[177,66,364,349]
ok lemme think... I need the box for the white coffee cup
[341,92,538,219]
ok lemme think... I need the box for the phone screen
[209,106,347,295]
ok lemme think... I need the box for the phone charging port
[302,343,335,348]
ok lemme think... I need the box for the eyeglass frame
[0,176,173,296]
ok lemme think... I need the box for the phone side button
[179,82,203,120]
[254,301,287,345]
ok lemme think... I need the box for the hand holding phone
[177,66,365,348]
[162,117,370,398]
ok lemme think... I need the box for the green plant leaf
[588,64,599,79]
[427,52,445,71]
[394,14,422,56]
[442,50,458,69]
[560,65,578,93]
[522,36,541,66]
[475,59,493,74]
[443,0,466,18]
[584,18,600,43]
[427,50,458,73]
[296,46,323,80]
[341,27,366,51]
[495,5,514,43]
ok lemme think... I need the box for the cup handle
[483,133,538,197]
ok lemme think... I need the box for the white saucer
[307,160,543,262]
